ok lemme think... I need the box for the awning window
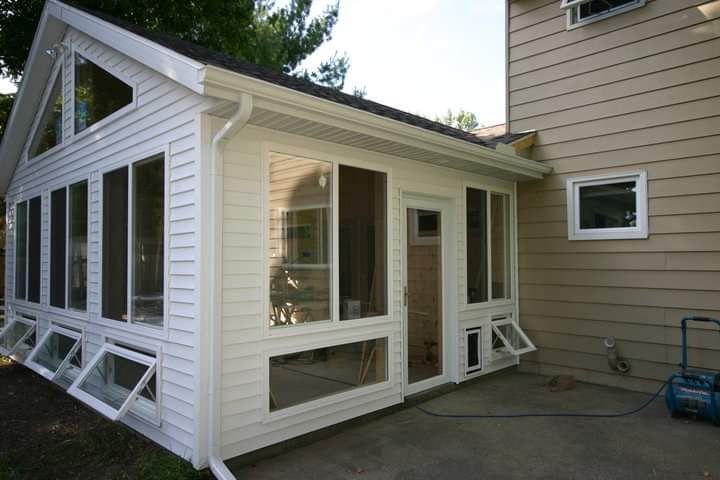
[0,316,36,357]
[560,0,592,9]
[68,343,156,421]
[491,316,536,357]
[26,325,82,382]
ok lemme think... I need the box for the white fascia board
[199,65,552,180]
[53,1,205,94]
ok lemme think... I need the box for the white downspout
[207,93,253,480]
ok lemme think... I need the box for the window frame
[463,184,516,309]
[13,195,43,305]
[566,171,648,241]
[491,315,536,358]
[99,150,169,333]
[48,178,90,317]
[26,60,65,162]
[263,144,392,336]
[68,342,157,421]
[561,0,646,30]
[25,324,83,382]
[0,315,37,357]
[464,326,483,376]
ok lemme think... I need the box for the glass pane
[30,75,63,158]
[74,53,133,133]
[28,196,42,303]
[33,331,77,373]
[339,165,387,320]
[270,337,387,411]
[132,156,164,327]
[0,321,32,352]
[490,193,511,300]
[467,330,480,371]
[78,351,151,412]
[69,181,88,311]
[269,153,332,327]
[50,188,67,308]
[579,181,637,229]
[495,322,531,353]
[407,208,443,385]
[580,0,635,18]
[466,188,488,303]
[102,167,128,321]
[15,201,27,300]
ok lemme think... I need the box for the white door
[402,195,451,395]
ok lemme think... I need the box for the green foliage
[0,92,14,141]
[0,0,348,88]
[435,109,480,132]
[139,453,211,480]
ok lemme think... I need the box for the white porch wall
[218,122,519,459]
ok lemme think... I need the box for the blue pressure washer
[665,316,720,426]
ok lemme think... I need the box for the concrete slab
[232,372,720,479]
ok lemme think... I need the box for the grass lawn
[0,356,211,480]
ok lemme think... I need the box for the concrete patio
[232,372,720,479]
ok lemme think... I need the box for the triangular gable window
[29,74,63,158]
[74,53,133,134]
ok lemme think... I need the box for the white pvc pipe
[207,94,253,480]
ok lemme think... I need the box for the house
[509,0,720,390]
[0,1,549,476]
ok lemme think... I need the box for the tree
[435,109,480,132]
[0,0,349,141]
[0,93,13,140]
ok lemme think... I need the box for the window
[491,314,536,359]
[29,74,63,158]
[26,324,82,384]
[0,315,36,360]
[74,53,133,134]
[466,188,512,304]
[561,0,645,28]
[50,183,88,312]
[268,153,389,327]
[566,171,648,240]
[269,337,388,412]
[15,197,41,303]
[68,343,157,421]
[465,326,483,375]
[102,155,165,327]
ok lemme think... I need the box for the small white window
[26,325,82,383]
[491,315,536,359]
[561,0,645,29]
[0,315,37,358]
[566,171,648,241]
[465,326,483,375]
[68,343,157,421]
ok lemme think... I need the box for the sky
[1,0,507,127]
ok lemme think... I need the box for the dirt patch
[0,357,211,480]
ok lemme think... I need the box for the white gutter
[207,93,253,480]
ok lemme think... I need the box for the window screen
[466,188,488,304]
[103,167,129,321]
[69,181,88,311]
[15,201,27,300]
[27,197,42,303]
[50,188,67,308]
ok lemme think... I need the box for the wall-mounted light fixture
[45,42,67,59]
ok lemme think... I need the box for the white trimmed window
[14,196,42,303]
[561,0,646,29]
[0,315,37,359]
[26,324,82,384]
[465,326,483,375]
[491,314,536,360]
[566,171,648,241]
[68,343,157,421]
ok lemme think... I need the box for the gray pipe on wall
[604,337,631,374]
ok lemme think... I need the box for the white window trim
[263,142,393,336]
[68,343,157,421]
[463,184,516,309]
[491,316,536,357]
[0,315,37,356]
[464,326,483,376]
[566,171,648,241]
[26,59,65,162]
[25,324,82,382]
[563,0,646,30]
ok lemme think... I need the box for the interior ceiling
[215,105,526,181]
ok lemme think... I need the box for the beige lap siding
[508,0,720,392]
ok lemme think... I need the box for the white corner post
[207,93,253,480]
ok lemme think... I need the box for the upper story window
[29,73,63,158]
[74,53,133,134]
[566,171,648,240]
[561,0,645,29]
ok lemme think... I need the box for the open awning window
[68,343,156,421]
[0,316,36,357]
[26,325,82,383]
[560,0,592,9]
[491,317,536,357]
